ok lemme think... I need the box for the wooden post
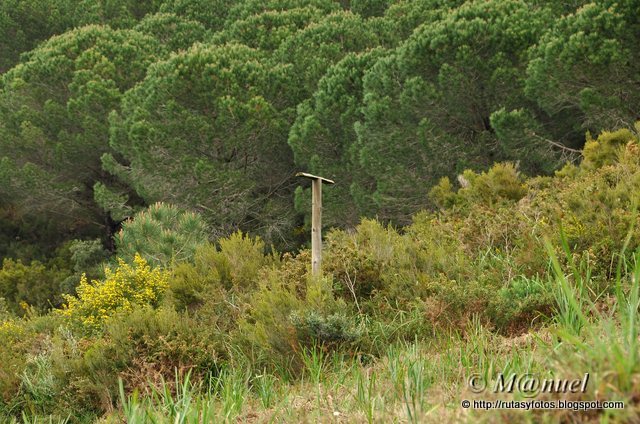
[296,172,335,276]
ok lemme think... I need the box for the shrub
[57,238,111,298]
[0,258,70,315]
[116,202,209,267]
[236,259,307,367]
[0,317,34,408]
[168,243,224,312]
[324,219,408,302]
[47,306,223,415]
[236,251,357,372]
[488,276,554,334]
[213,231,273,291]
[68,239,110,275]
[58,254,169,332]
[290,310,362,352]
[18,353,57,416]
[429,162,527,210]
[581,128,637,170]
[168,232,273,312]
[111,307,222,393]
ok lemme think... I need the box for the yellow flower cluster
[0,319,26,342]
[59,254,169,331]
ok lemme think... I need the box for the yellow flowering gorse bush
[59,254,169,331]
[0,319,27,342]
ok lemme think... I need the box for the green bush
[104,307,222,394]
[429,162,527,209]
[488,276,554,333]
[168,232,274,312]
[48,306,223,415]
[581,127,637,170]
[116,202,209,267]
[290,310,362,352]
[213,231,273,291]
[235,250,359,372]
[57,238,111,297]
[324,219,409,302]
[0,316,43,412]
[0,258,70,315]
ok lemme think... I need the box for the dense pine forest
[0,0,639,422]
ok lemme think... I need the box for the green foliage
[67,239,109,275]
[134,12,209,52]
[490,108,563,173]
[0,318,32,406]
[18,353,57,416]
[2,2,640,421]
[115,202,208,267]
[581,127,638,170]
[5,123,640,419]
[488,276,554,332]
[432,125,640,282]
[276,11,384,100]
[215,7,327,51]
[290,310,362,351]
[348,0,392,18]
[526,0,640,133]
[380,0,465,42]
[225,0,339,23]
[159,0,235,30]
[324,219,408,301]
[429,162,527,209]
[107,43,296,247]
[355,0,554,223]
[44,306,221,416]
[102,307,221,391]
[0,0,70,72]
[167,231,272,311]
[0,25,162,243]
[71,0,162,28]
[1,0,638,258]
[0,258,70,315]
[63,238,111,292]
[289,49,386,228]
[167,245,221,312]
[92,182,133,223]
[236,249,358,371]
[236,254,309,365]
[214,231,271,290]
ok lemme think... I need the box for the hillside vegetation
[0,0,639,422]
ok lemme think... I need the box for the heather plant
[487,275,554,333]
[290,310,363,353]
[581,127,638,171]
[236,250,359,372]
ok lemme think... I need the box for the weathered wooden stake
[296,172,335,275]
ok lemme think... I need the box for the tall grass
[546,228,640,398]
